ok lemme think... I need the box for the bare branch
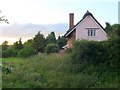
[0,10,9,24]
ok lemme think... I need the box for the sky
[0,0,119,45]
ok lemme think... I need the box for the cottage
[64,10,107,48]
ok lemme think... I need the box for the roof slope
[64,10,105,37]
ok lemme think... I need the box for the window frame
[87,28,96,37]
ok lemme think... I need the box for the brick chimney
[69,13,74,29]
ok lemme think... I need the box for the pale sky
[0,0,119,44]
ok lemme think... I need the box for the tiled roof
[64,10,105,37]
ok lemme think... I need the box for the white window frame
[87,29,96,36]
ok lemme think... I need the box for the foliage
[111,24,120,37]
[2,48,17,58]
[105,23,120,37]
[107,24,120,72]
[2,41,9,50]
[71,40,109,65]
[105,22,112,35]
[45,43,59,53]
[18,45,36,58]
[23,39,33,47]
[108,35,120,71]
[33,31,46,52]
[46,32,56,44]
[13,38,23,50]
[57,36,67,49]
[2,54,119,88]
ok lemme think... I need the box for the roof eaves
[91,15,105,30]
[90,15,107,35]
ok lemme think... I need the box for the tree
[33,31,46,52]
[46,32,56,44]
[105,22,112,35]
[13,38,23,50]
[24,39,33,47]
[111,24,120,37]
[2,41,9,50]
[57,36,67,49]
[18,38,23,50]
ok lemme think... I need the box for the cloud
[0,23,68,38]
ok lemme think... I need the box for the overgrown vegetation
[1,23,120,88]
[71,40,109,65]
[2,53,119,88]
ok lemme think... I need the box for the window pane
[94,30,96,36]
[91,30,93,36]
[88,30,90,36]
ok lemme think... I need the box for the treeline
[1,31,67,58]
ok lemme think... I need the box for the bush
[45,43,59,53]
[71,40,109,65]
[108,36,120,71]
[2,48,17,58]
[18,46,36,58]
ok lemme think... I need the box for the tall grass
[2,53,119,88]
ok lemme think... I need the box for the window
[87,29,96,36]
[88,30,90,36]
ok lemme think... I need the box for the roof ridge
[82,10,93,19]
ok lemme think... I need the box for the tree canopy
[57,36,67,49]
[33,31,46,52]
[46,32,56,44]
[13,38,23,50]
[2,41,9,50]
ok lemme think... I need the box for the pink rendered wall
[76,16,107,41]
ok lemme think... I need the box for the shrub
[2,48,17,58]
[45,43,59,53]
[108,36,120,71]
[71,40,109,65]
[18,46,36,58]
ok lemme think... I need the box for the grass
[2,57,22,61]
[2,53,119,88]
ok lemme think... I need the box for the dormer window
[87,29,96,36]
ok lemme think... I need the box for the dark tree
[105,22,112,35]
[13,38,23,50]
[33,31,46,52]
[46,31,56,44]
[57,36,67,49]
[111,24,120,37]
[2,41,9,50]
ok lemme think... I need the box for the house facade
[64,11,107,48]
